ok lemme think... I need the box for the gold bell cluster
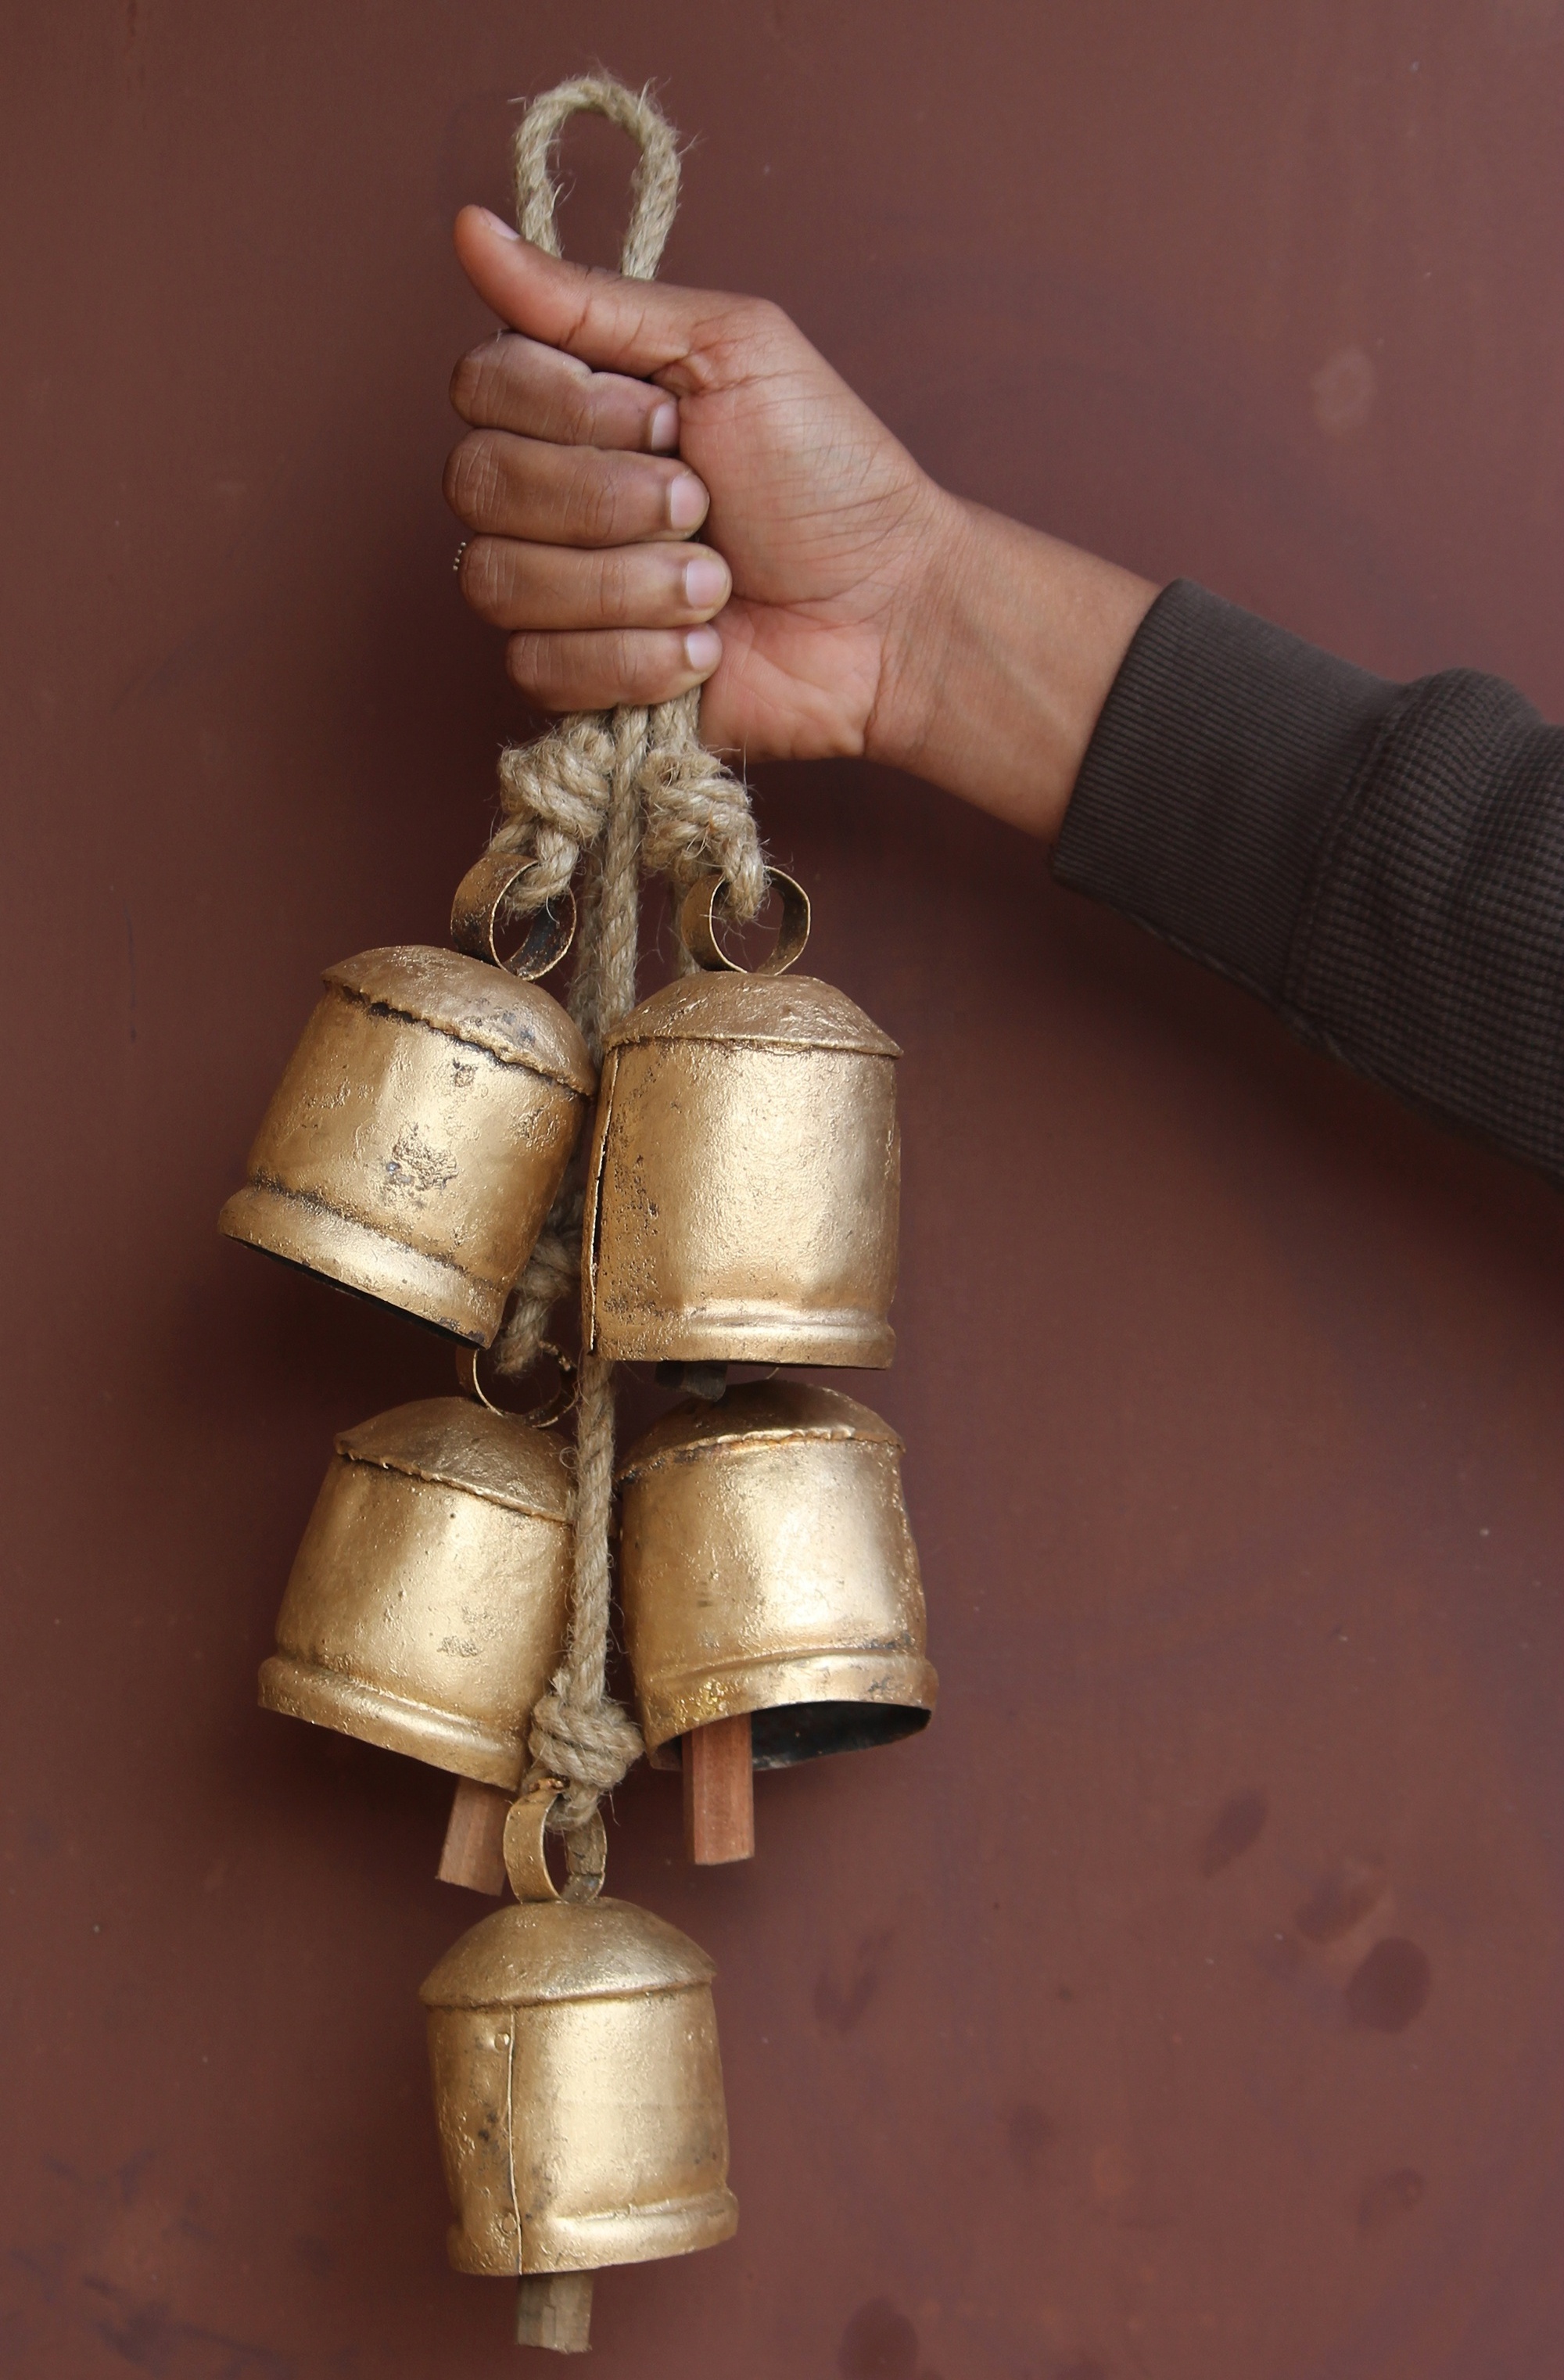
[221,848,935,2346]
[218,65,935,2351]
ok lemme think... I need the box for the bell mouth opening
[741,1702,931,1769]
[244,1236,474,1334]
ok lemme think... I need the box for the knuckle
[445,433,504,526]
[731,295,793,361]
[594,549,636,626]
[461,538,507,616]
[505,632,554,699]
[450,334,522,425]
[562,382,603,446]
[448,349,485,419]
[565,455,626,545]
[744,295,790,340]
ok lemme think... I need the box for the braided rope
[490,75,765,1833]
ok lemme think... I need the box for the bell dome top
[326,947,596,1093]
[336,1397,572,1523]
[419,1897,717,2009]
[603,971,900,1060]
[617,1380,904,1485]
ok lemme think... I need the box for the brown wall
[5,5,1562,2375]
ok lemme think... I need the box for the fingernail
[684,626,722,674]
[683,556,729,610]
[478,207,520,241]
[667,472,708,531]
[648,400,680,452]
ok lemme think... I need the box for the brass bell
[582,874,900,1367]
[618,1380,937,1771]
[421,1779,737,2352]
[259,1384,572,1790]
[220,856,594,1345]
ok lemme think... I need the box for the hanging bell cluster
[219,72,933,2361]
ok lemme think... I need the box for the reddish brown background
[4,4,1562,2375]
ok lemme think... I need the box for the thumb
[454,205,719,381]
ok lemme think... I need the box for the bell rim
[637,1649,939,1757]
[590,1306,895,1369]
[257,1653,529,1787]
[444,2187,740,2278]
[219,1181,506,1343]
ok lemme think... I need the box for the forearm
[871,492,1160,838]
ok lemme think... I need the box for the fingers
[445,429,709,546]
[451,332,679,453]
[454,204,775,385]
[460,538,730,634]
[504,626,722,713]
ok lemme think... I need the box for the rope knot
[529,1684,645,1833]
[638,693,766,919]
[494,714,619,908]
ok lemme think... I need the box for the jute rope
[489,75,766,1833]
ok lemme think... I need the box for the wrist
[869,491,1160,840]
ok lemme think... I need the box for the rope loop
[512,74,680,280]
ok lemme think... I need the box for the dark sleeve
[1053,579,1564,1183]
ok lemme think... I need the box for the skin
[447,206,1160,843]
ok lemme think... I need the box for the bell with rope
[582,873,901,1369]
[258,1350,574,1794]
[618,1381,936,1863]
[220,853,594,1345]
[421,1776,737,2353]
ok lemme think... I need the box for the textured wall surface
[3,5,1562,2375]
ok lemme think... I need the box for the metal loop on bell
[451,850,577,981]
[503,1775,607,1904]
[678,869,810,976]
[455,1340,576,1430]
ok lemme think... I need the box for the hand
[447,206,1157,838]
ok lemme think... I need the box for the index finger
[452,331,680,454]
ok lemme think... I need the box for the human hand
[447,206,1157,838]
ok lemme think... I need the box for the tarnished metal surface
[219,946,594,1344]
[619,1381,936,1768]
[421,1780,737,2279]
[583,974,901,1366]
[258,1397,571,1788]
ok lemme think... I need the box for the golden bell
[582,874,899,1367]
[421,1782,737,2351]
[220,857,594,1345]
[618,1380,937,1768]
[258,1392,571,1789]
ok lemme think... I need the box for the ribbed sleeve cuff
[1053,580,1403,1003]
